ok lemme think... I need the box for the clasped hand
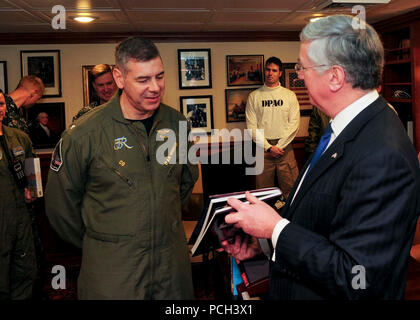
[269,146,284,158]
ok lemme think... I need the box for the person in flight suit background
[0,89,37,300]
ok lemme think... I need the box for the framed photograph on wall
[82,65,115,106]
[226,55,264,87]
[26,102,65,149]
[0,61,7,93]
[281,62,313,116]
[225,88,255,123]
[178,49,212,89]
[21,50,62,98]
[180,95,213,134]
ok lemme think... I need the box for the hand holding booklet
[189,187,285,257]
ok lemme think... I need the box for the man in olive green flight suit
[0,89,37,300]
[45,37,198,299]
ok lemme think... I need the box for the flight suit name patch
[50,139,63,172]
[157,129,170,139]
[114,137,134,150]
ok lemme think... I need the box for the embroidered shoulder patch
[50,139,63,172]
[12,146,24,157]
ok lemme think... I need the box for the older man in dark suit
[221,15,420,299]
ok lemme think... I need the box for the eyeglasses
[294,63,329,73]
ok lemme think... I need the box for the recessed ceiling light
[309,16,325,22]
[72,16,97,23]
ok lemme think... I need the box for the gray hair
[115,37,161,74]
[36,112,48,121]
[300,14,384,90]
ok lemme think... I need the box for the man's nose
[149,78,160,92]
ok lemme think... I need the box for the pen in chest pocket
[164,142,178,166]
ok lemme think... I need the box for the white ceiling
[0,0,418,34]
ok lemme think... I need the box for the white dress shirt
[271,90,379,261]
[40,123,51,137]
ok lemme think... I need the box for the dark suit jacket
[270,96,420,299]
[29,124,58,147]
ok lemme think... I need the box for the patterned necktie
[308,122,333,173]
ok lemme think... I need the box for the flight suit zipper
[129,122,150,162]
[129,119,161,298]
[110,167,134,187]
[147,119,161,299]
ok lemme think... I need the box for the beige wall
[0,41,309,136]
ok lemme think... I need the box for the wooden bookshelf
[388,98,412,104]
[375,11,420,152]
[385,58,411,65]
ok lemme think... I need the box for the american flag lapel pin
[331,153,337,159]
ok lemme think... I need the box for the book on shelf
[235,254,270,298]
[24,157,43,198]
[230,257,244,297]
[236,276,269,299]
[189,187,285,257]
[407,121,414,143]
[237,255,270,286]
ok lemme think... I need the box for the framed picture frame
[0,61,7,93]
[226,55,264,87]
[82,65,115,106]
[180,95,214,134]
[20,50,62,98]
[178,49,212,89]
[281,62,313,116]
[26,102,65,149]
[225,88,255,123]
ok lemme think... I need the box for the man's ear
[113,67,124,89]
[328,65,345,92]
[27,89,36,102]
[32,88,40,97]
